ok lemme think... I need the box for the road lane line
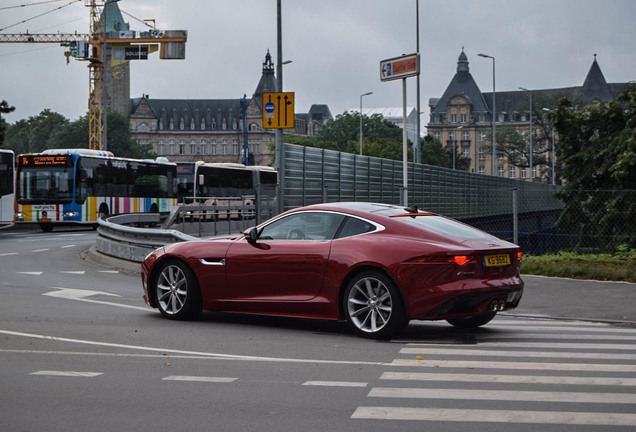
[400,347,636,360]
[380,371,636,386]
[303,381,368,387]
[390,358,636,372]
[368,387,636,404]
[30,371,102,377]
[163,376,237,383]
[0,329,391,366]
[351,407,636,426]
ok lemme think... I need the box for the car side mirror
[245,227,259,242]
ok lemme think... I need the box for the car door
[224,211,345,300]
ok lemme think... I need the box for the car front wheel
[153,260,202,320]
[344,271,407,339]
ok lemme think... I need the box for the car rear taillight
[517,252,523,261]
[407,255,475,266]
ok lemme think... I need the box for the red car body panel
[141,202,523,323]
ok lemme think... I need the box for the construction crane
[0,0,187,150]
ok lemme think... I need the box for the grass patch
[521,250,636,283]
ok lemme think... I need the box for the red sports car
[141,202,523,338]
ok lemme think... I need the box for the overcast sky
[2,0,635,127]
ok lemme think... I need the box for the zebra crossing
[352,317,636,428]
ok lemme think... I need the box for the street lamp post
[543,108,556,185]
[453,126,463,170]
[359,92,373,156]
[478,53,496,176]
[520,87,533,181]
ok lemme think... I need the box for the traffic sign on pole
[380,53,420,82]
[262,92,295,129]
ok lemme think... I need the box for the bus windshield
[17,155,74,204]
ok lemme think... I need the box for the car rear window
[392,214,493,241]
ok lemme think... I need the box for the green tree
[7,109,155,159]
[312,111,408,160]
[553,86,636,250]
[421,135,451,168]
[4,109,68,154]
[0,100,16,147]
[102,111,155,159]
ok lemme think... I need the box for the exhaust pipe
[489,299,506,311]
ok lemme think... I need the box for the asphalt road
[2,224,635,431]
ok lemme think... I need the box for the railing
[95,213,199,263]
[95,197,263,262]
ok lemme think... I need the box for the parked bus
[178,162,277,220]
[15,149,178,231]
[0,149,15,227]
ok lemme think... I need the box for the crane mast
[0,0,187,150]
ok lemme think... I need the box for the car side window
[258,212,345,241]
[335,216,376,239]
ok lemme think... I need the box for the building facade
[128,51,332,166]
[427,51,632,182]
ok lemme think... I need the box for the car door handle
[304,254,322,260]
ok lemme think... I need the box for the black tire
[40,223,53,232]
[343,270,408,339]
[152,260,202,320]
[447,311,497,328]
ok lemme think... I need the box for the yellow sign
[262,92,295,129]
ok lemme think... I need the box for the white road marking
[0,329,390,366]
[390,358,636,372]
[43,287,120,299]
[98,270,120,274]
[400,347,636,361]
[380,371,636,386]
[31,249,50,253]
[60,271,86,275]
[303,381,368,387]
[16,272,43,275]
[30,371,102,377]
[163,376,237,383]
[61,245,76,248]
[368,387,636,404]
[351,407,636,426]
[0,252,19,256]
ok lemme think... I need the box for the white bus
[16,149,178,231]
[178,162,277,220]
[0,149,15,227]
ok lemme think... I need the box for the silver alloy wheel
[347,276,393,333]
[157,264,188,315]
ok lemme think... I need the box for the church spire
[457,47,469,73]
[263,49,274,74]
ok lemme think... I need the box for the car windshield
[391,213,493,241]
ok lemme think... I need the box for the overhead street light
[359,91,373,156]
[478,53,496,176]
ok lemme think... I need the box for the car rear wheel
[446,311,497,328]
[153,260,202,320]
[344,271,407,339]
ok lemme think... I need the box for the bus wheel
[40,223,53,232]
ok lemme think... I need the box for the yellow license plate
[38,218,52,223]
[483,254,511,267]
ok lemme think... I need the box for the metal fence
[282,144,636,254]
[283,143,562,218]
